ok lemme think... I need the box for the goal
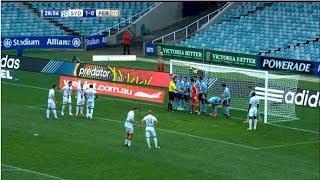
[170,59,299,123]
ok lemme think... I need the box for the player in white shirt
[75,82,86,116]
[46,84,58,119]
[85,84,98,119]
[247,91,260,131]
[61,81,73,116]
[123,107,138,147]
[141,110,160,149]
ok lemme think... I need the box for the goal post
[170,59,299,123]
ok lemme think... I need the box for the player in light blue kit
[199,77,207,114]
[173,76,181,110]
[85,84,98,119]
[206,96,222,118]
[183,77,191,112]
[222,83,231,118]
[177,77,186,110]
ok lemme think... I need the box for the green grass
[1,49,320,179]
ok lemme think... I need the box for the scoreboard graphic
[41,9,120,18]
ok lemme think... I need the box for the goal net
[170,59,299,123]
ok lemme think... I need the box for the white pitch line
[267,123,319,134]
[1,164,67,180]
[25,105,258,150]
[258,141,320,150]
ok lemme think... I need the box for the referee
[167,76,176,112]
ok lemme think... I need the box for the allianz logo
[255,87,319,108]
[146,47,154,53]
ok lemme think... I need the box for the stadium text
[0,69,15,80]
[59,76,165,103]
[1,55,20,69]
[285,90,320,108]
[262,58,312,73]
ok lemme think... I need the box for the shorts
[145,127,156,138]
[248,108,258,117]
[190,97,199,105]
[77,98,85,106]
[125,125,133,134]
[184,94,190,101]
[62,96,72,104]
[169,92,175,101]
[223,98,231,106]
[199,93,207,102]
[87,99,95,109]
[211,104,218,113]
[174,93,179,99]
[47,99,56,109]
[177,93,183,99]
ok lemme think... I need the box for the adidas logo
[255,87,320,108]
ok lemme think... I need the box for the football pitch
[1,50,319,179]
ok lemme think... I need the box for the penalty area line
[25,105,259,150]
[25,105,319,150]
[257,140,320,149]
[1,164,67,180]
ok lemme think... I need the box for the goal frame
[170,59,269,123]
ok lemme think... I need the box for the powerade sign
[86,35,107,49]
[1,36,82,50]
[145,42,156,56]
[258,56,319,76]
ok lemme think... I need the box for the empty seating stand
[1,2,66,36]
[178,2,320,62]
[1,2,155,36]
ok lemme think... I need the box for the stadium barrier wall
[1,36,83,50]
[2,55,170,88]
[154,44,320,76]
[75,63,170,87]
[59,75,165,103]
[85,35,108,50]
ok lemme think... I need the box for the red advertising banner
[59,75,165,103]
[76,63,170,87]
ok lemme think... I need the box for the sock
[76,106,79,115]
[53,110,57,118]
[169,102,173,111]
[249,119,253,129]
[254,119,258,129]
[90,109,94,118]
[154,137,158,147]
[46,109,50,118]
[86,108,89,116]
[69,105,72,114]
[225,107,230,116]
[186,101,190,111]
[125,139,128,145]
[146,138,151,148]
[80,106,83,114]
[61,105,65,114]
[128,140,132,147]
[202,103,207,113]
